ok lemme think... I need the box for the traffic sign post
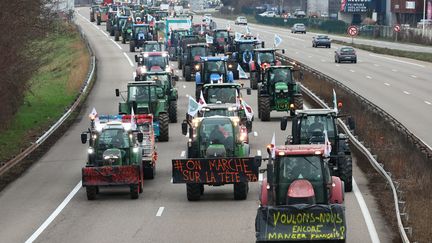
[347,25,358,44]
[393,24,401,42]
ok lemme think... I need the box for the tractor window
[128,85,157,102]
[269,69,293,83]
[277,156,325,204]
[202,109,235,117]
[97,129,130,149]
[190,47,207,58]
[238,43,254,52]
[205,61,225,74]
[100,6,109,13]
[147,74,169,87]
[134,26,148,34]
[207,87,237,104]
[299,115,335,144]
[258,52,275,63]
[144,56,167,71]
[215,31,228,39]
[144,44,162,52]
[200,118,234,152]
[119,19,126,27]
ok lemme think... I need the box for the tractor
[181,43,212,81]
[80,115,144,200]
[95,5,109,25]
[257,66,303,121]
[177,35,203,69]
[135,51,171,75]
[255,144,346,242]
[226,37,264,78]
[111,16,129,39]
[249,48,284,89]
[173,116,261,201]
[116,81,171,142]
[120,17,134,44]
[280,107,353,192]
[129,24,152,52]
[167,29,191,61]
[194,56,234,100]
[135,71,178,123]
[212,28,233,54]
[90,5,99,22]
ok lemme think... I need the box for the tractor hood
[275,82,288,92]
[136,103,150,114]
[210,73,222,83]
[102,148,123,166]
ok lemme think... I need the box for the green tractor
[136,71,179,123]
[111,16,129,39]
[120,17,134,44]
[174,116,261,201]
[80,116,144,200]
[116,81,171,142]
[257,66,303,121]
[249,48,284,89]
[280,107,354,192]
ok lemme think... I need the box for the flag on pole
[237,65,248,79]
[89,107,100,127]
[131,108,137,130]
[270,132,276,158]
[245,25,251,34]
[205,34,214,44]
[332,89,338,113]
[200,23,204,33]
[323,130,332,157]
[187,96,200,117]
[236,90,240,108]
[274,34,283,47]
[235,32,242,41]
[199,90,207,106]
[241,99,254,121]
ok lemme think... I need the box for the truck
[256,144,346,242]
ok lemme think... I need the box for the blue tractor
[195,57,234,99]
[227,38,263,79]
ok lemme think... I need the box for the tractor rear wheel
[114,30,119,41]
[130,184,139,199]
[187,183,201,201]
[158,113,169,142]
[90,15,95,22]
[106,20,110,31]
[144,165,155,179]
[338,153,353,192]
[97,17,101,25]
[178,58,182,69]
[185,66,192,81]
[122,34,126,44]
[182,65,185,77]
[259,96,271,121]
[234,182,248,200]
[250,72,258,90]
[86,186,97,200]
[129,40,135,52]
[169,100,177,123]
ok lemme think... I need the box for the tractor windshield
[215,31,228,39]
[269,68,293,84]
[200,118,234,154]
[258,52,275,63]
[118,18,127,28]
[207,87,237,103]
[144,43,162,52]
[144,55,167,71]
[190,47,207,58]
[128,85,158,102]
[277,155,325,204]
[205,61,226,74]
[96,129,130,150]
[147,74,169,87]
[299,115,336,144]
[134,26,149,34]
[201,108,236,117]
[239,43,254,52]
[100,6,109,13]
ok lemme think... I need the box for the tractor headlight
[228,64,233,68]
[282,89,288,93]
[133,147,139,153]
[194,64,200,70]
[88,148,94,154]
[275,89,281,93]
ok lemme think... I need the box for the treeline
[0,0,58,131]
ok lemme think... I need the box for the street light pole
[423,0,426,36]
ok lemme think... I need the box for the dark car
[312,35,331,48]
[334,47,357,63]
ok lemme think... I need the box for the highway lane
[215,17,432,148]
[0,8,391,243]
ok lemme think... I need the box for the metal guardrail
[276,53,412,242]
[0,21,96,177]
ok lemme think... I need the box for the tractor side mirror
[81,133,88,144]
[282,49,285,54]
[246,88,251,95]
[280,116,288,130]
[135,55,139,62]
[181,121,188,135]
[115,89,120,97]
[261,42,265,48]
[137,132,144,143]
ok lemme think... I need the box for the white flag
[205,34,213,44]
[199,90,207,106]
[235,32,242,41]
[323,130,332,157]
[131,108,137,130]
[274,34,283,47]
[332,89,338,113]
[270,132,276,158]
[237,64,248,79]
[89,107,98,119]
[241,99,254,121]
[187,96,200,117]
[245,26,251,34]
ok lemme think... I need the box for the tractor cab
[142,41,164,52]
[135,52,170,74]
[249,48,284,89]
[129,24,151,52]
[197,104,239,118]
[263,66,297,97]
[192,23,210,37]
[212,29,232,53]
[181,42,211,81]
[195,57,234,99]
[202,83,250,104]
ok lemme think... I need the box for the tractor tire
[130,40,135,52]
[338,153,353,192]
[122,35,126,44]
[185,66,192,81]
[234,182,248,200]
[90,15,95,22]
[130,184,139,199]
[294,95,303,110]
[86,186,97,200]
[182,65,185,77]
[144,166,155,179]
[106,20,110,31]
[114,30,119,41]
[250,72,258,90]
[168,100,177,123]
[97,17,101,25]
[110,28,114,36]
[178,58,182,69]
[187,183,201,201]
[200,184,205,195]
[257,94,261,119]
[158,113,169,142]
[259,96,271,121]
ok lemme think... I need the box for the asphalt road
[216,17,432,149]
[0,8,394,243]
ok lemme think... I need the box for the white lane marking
[182,85,187,89]
[99,29,108,37]
[366,76,372,79]
[403,91,410,95]
[410,75,417,78]
[185,94,189,97]
[170,177,173,183]
[353,178,380,243]
[257,149,261,156]
[350,69,355,73]
[373,63,380,67]
[335,64,340,67]
[308,55,312,58]
[156,207,165,217]
[369,53,425,68]
[25,181,82,243]
[392,69,397,72]
[123,52,134,67]
[253,131,258,137]
[258,173,263,182]
[384,82,390,86]
[180,151,185,157]
[111,39,122,50]
[425,101,432,105]
[132,72,136,79]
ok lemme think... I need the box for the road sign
[393,24,401,32]
[347,25,359,37]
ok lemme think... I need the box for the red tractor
[249,48,284,89]
[255,144,346,242]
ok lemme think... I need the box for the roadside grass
[0,25,89,163]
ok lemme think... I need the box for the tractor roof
[296,109,337,116]
[141,51,168,57]
[254,48,278,52]
[127,81,158,86]
[203,83,241,88]
[274,144,326,156]
[201,103,238,110]
[235,39,258,43]
[187,43,209,48]
[143,71,171,75]
[133,24,149,27]
[267,65,294,70]
[200,56,228,62]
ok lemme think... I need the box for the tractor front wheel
[169,100,178,123]
[122,34,126,44]
[130,40,135,52]
[97,17,101,25]
[86,186,97,200]
[185,66,192,81]
[130,184,139,199]
[250,72,258,89]
[291,95,303,116]
[158,113,169,142]
[338,154,353,192]
[178,58,182,69]
[259,96,271,121]
[114,30,119,41]
[187,183,201,201]
[106,20,110,31]
[234,182,248,200]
